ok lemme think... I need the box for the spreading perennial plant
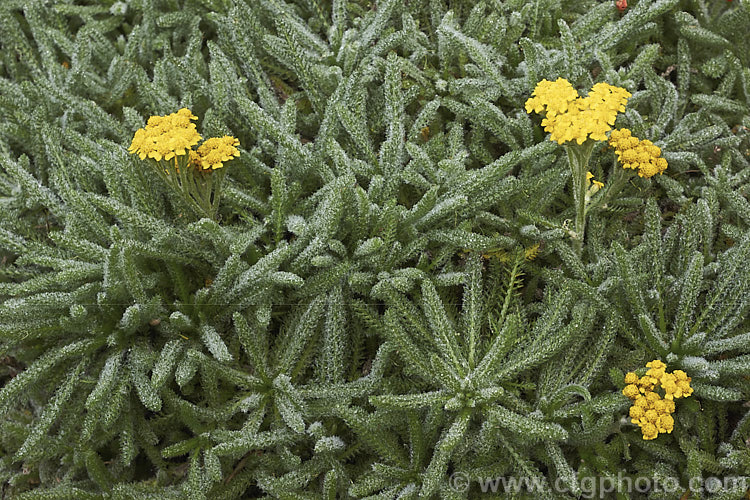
[2,1,750,497]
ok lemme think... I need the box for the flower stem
[147,155,224,222]
[209,168,225,220]
[565,140,595,256]
[592,157,627,211]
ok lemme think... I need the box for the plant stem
[565,140,595,256]
[592,158,628,211]
[209,168,225,220]
[149,155,224,222]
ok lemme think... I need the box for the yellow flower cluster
[191,136,241,170]
[622,360,693,440]
[608,128,667,178]
[129,108,202,161]
[525,78,631,145]
[128,109,240,171]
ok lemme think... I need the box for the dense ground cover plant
[1,0,749,498]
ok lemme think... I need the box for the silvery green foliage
[1,0,749,498]
[608,197,750,393]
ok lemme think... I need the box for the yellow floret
[662,380,678,400]
[640,422,658,440]
[646,360,666,370]
[624,372,639,385]
[645,391,661,403]
[609,128,631,143]
[657,414,674,433]
[620,149,638,164]
[644,409,659,423]
[675,380,693,398]
[638,375,656,392]
[524,78,580,117]
[664,399,675,413]
[660,372,676,386]
[675,370,691,382]
[636,150,652,164]
[177,108,198,120]
[653,400,669,414]
[587,171,604,188]
[622,384,640,399]
[629,406,645,421]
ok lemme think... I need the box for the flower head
[524,78,579,118]
[622,360,692,440]
[657,414,674,434]
[622,384,640,399]
[129,108,202,161]
[608,129,667,178]
[640,422,658,440]
[193,135,241,170]
[629,405,644,420]
[526,79,631,145]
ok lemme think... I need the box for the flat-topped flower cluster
[129,108,239,170]
[608,128,668,178]
[525,78,631,145]
[192,136,241,170]
[525,78,668,178]
[622,360,693,440]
